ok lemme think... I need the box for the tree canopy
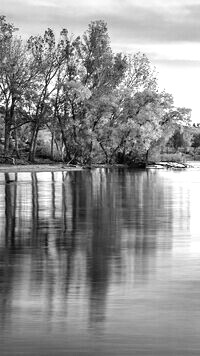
[0,16,192,164]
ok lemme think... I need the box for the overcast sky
[1,0,200,122]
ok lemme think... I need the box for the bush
[160,152,185,163]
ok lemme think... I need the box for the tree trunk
[4,99,16,156]
[29,124,39,162]
[51,131,54,160]
[4,117,11,155]
[87,140,93,165]
[57,116,71,162]
[146,149,149,163]
[13,124,20,158]
[98,140,109,163]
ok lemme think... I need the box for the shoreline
[0,161,194,173]
[0,163,84,172]
[0,163,128,172]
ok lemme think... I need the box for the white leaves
[63,80,91,102]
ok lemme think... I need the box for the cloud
[155,59,200,69]
[2,0,200,44]
[1,0,200,121]
[107,4,200,44]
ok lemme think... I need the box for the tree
[26,28,78,161]
[191,126,200,156]
[0,16,19,154]
[120,52,158,94]
[0,16,193,165]
[48,30,91,162]
[167,127,192,152]
[0,16,43,158]
[91,52,158,163]
[79,20,127,163]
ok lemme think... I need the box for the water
[0,167,200,355]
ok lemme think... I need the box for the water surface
[0,168,200,355]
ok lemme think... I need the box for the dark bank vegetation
[0,15,197,167]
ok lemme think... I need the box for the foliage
[160,152,185,163]
[191,130,200,149]
[0,15,193,164]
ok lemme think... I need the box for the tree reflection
[31,172,39,242]
[0,168,190,333]
[5,173,17,247]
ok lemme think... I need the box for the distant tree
[167,125,192,152]
[191,131,200,150]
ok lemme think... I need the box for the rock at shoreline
[147,161,191,169]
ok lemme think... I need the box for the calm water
[0,167,200,355]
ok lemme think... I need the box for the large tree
[78,20,127,163]
[0,16,22,154]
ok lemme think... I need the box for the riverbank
[0,163,84,172]
[0,161,194,172]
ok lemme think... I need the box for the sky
[1,0,200,122]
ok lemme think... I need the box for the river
[0,167,200,355]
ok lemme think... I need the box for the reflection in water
[0,168,200,355]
